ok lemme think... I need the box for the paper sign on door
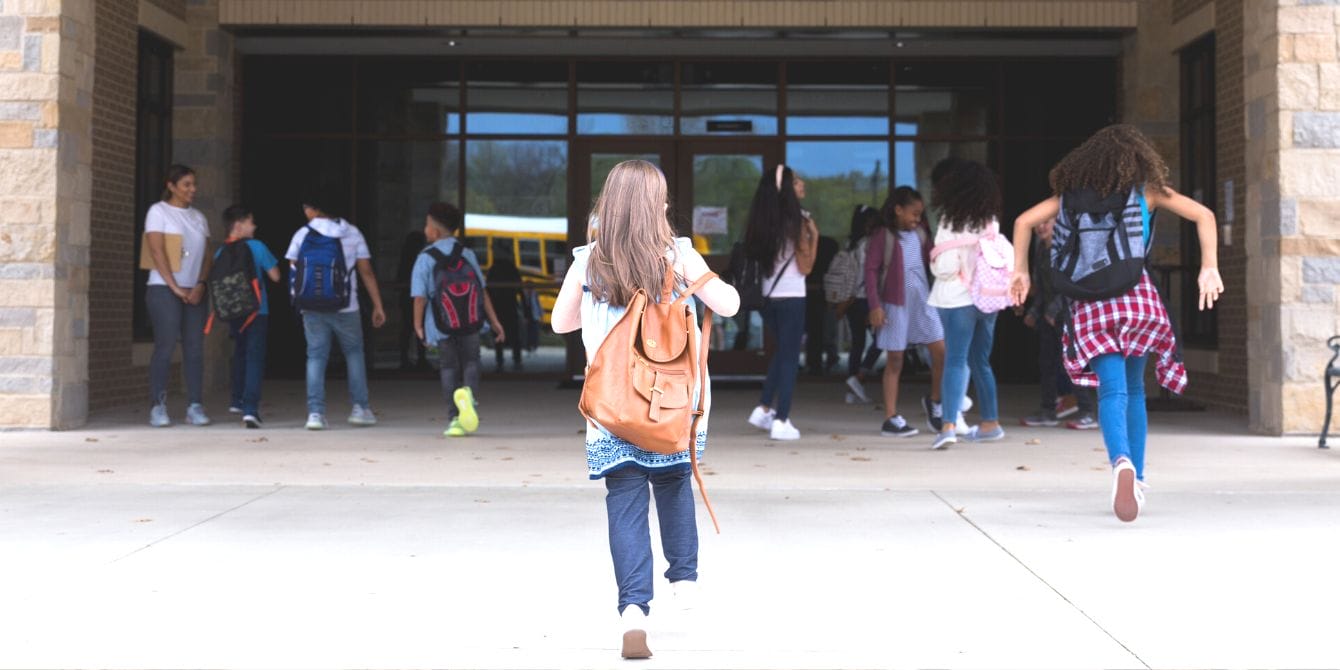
[692,206,728,236]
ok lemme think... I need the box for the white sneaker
[149,404,171,428]
[961,395,974,413]
[348,405,377,426]
[227,406,243,415]
[844,375,869,403]
[620,605,651,659]
[770,418,801,441]
[671,580,698,612]
[748,405,776,431]
[305,413,327,430]
[955,412,972,435]
[185,403,211,426]
[1112,458,1139,522]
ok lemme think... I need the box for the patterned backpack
[425,242,484,336]
[930,221,1015,314]
[204,239,260,334]
[1051,187,1148,300]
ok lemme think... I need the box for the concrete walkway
[1,379,1337,669]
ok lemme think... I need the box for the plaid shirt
[1062,272,1187,393]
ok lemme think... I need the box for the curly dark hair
[1049,124,1170,197]
[932,161,1000,233]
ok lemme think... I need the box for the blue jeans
[938,305,999,426]
[605,466,698,615]
[146,285,207,405]
[1092,354,1149,480]
[760,297,806,421]
[303,311,370,414]
[229,315,269,415]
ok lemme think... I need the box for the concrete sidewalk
[1,379,1337,669]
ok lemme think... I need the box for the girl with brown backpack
[551,160,740,660]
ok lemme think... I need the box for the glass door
[676,140,782,377]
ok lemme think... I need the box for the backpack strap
[687,292,719,535]
[424,246,449,264]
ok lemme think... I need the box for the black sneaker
[881,416,920,438]
[921,396,944,433]
[242,414,262,429]
[1020,410,1059,427]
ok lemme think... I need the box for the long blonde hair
[586,160,676,307]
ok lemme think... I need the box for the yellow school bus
[462,213,568,324]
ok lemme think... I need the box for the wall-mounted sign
[707,120,753,132]
[693,206,728,236]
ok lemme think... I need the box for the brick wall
[90,0,142,412]
[1204,0,1248,414]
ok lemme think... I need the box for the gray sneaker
[348,405,377,426]
[930,429,957,450]
[964,425,1006,442]
[305,413,327,430]
[149,404,171,428]
[185,403,210,426]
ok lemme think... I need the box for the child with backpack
[550,160,740,660]
[411,202,505,438]
[823,205,885,404]
[285,193,387,430]
[864,187,948,438]
[927,161,1012,450]
[1011,124,1223,523]
[208,205,280,428]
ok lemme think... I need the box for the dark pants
[146,285,207,406]
[489,296,522,368]
[438,333,481,419]
[760,297,806,421]
[605,467,698,615]
[1039,319,1095,413]
[844,299,883,378]
[229,315,269,416]
[804,293,837,374]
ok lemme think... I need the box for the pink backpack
[930,221,1015,314]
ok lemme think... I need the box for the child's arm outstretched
[1010,196,1060,305]
[681,248,740,317]
[551,261,584,335]
[1146,186,1223,310]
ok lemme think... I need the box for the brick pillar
[1247,2,1340,434]
[174,0,236,389]
[0,0,93,429]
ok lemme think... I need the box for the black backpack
[205,240,260,334]
[728,242,791,312]
[1050,187,1150,301]
[425,243,484,336]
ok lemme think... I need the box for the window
[786,62,889,136]
[132,32,175,341]
[466,61,568,135]
[786,141,890,240]
[1177,35,1217,347]
[895,62,996,136]
[681,62,778,135]
[577,62,674,135]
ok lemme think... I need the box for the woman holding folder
[143,164,213,427]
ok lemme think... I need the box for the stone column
[1247,1,1340,434]
[174,0,236,389]
[0,0,93,429]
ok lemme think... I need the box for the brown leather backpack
[579,265,720,532]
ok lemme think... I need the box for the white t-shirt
[285,217,372,314]
[762,242,806,299]
[144,201,211,289]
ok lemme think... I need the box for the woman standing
[144,164,212,427]
[927,161,1006,450]
[745,165,818,441]
[1011,124,1223,522]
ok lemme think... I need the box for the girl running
[551,160,740,658]
[1010,124,1223,522]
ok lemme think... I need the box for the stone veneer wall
[174,0,237,389]
[89,0,143,412]
[0,0,93,428]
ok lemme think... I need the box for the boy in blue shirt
[412,202,505,437]
[219,205,281,428]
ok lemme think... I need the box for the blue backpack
[1050,187,1149,301]
[291,225,350,312]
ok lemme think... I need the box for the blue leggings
[759,297,806,421]
[1091,354,1149,480]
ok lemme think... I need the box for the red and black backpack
[425,243,484,336]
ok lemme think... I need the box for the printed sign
[693,206,728,236]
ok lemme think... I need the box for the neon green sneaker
[453,387,479,433]
[444,417,466,437]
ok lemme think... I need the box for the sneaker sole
[1056,406,1079,419]
[243,420,261,429]
[1114,467,1139,522]
[1020,419,1060,427]
[306,424,325,431]
[621,629,651,659]
[930,439,955,450]
[880,428,920,438]
[454,388,479,433]
[1067,423,1099,430]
